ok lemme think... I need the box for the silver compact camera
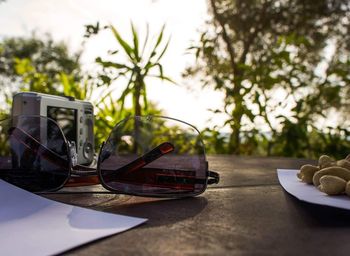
[12,92,94,165]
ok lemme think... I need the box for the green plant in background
[0,34,107,148]
[0,34,83,113]
[0,37,90,157]
[84,22,174,150]
[87,22,174,118]
[94,97,163,149]
[201,127,229,154]
[0,23,174,150]
[0,35,81,85]
[184,0,350,158]
[1,8,350,159]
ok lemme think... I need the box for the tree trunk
[210,0,245,154]
[229,107,243,155]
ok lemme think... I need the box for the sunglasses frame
[0,115,220,197]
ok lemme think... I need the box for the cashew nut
[318,155,335,169]
[312,166,350,187]
[297,164,319,184]
[336,159,350,170]
[318,175,346,195]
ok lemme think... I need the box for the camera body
[12,92,94,165]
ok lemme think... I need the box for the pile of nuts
[297,154,350,196]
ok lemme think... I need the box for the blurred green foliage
[184,0,350,159]
[85,22,173,118]
[106,116,205,156]
[0,24,172,151]
[83,22,174,147]
[0,2,350,160]
[0,35,81,86]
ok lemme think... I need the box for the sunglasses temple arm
[112,142,175,174]
[207,170,220,185]
[105,144,220,186]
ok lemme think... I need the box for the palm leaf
[96,89,112,105]
[154,24,166,50]
[96,57,130,70]
[147,74,175,84]
[131,22,140,62]
[110,25,135,61]
[152,64,176,84]
[140,23,150,58]
[155,36,171,63]
[147,24,166,62]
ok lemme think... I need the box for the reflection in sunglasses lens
[99,116,208,197]
[0,116,70,192]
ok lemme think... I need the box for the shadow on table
[104,196,208,228]
[283,192,350,227]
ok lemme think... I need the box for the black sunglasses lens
[0,116,70,192]
[99,116,208,197]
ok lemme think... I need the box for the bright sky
[0,0,226,130]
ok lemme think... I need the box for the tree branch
[240,1,269,64]
[209,0,236,74]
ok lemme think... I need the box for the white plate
[277,169,350,210]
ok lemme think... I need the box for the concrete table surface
[45,155,350,256]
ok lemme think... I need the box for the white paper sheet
[0,180,147,256]
[277,169,350,210]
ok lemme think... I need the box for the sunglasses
[0,115,219,198]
